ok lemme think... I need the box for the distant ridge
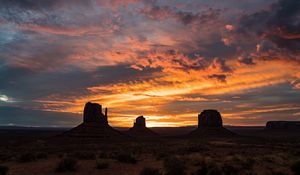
[266,121,300,130]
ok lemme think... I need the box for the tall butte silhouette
[64,102,124,138]
[189,109,234,137]
[126,116,158,137]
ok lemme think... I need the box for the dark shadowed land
[0,103,299,175]
[1,123,300,174]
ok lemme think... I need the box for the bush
[116,154,136,164]
[55,157,78,172]
[36,152,48,159]
[73,151,95,160]
[139,167,161,175]
[155,152,168,161]
[193,165,208,175]
[291,160,300,175]
[18,153,36,163]
[96,160,109,170]
[242,158,256,170]
[98,152,109,159]
[222,163,239,175]
[0,165,8,175]
[193,160,222,175]
[0,153,10,162]
[164,157,186,175]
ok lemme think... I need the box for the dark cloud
[0,106,81,127]
[171,58,207,71]
[210,58,232,73]
[140,5,220,25]
[0,0,120,38]
[0,0,59,10]
[238,55,255,65]
[0,0,93,11]
[0,32,78,71]
[238,0,300,55]
[0,63,160,102]
[207,74,227,83]
[195,39,237,59]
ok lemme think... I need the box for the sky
[0,0,299,127]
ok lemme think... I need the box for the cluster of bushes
[139,157,300,175]
[164,157,186,175]
[96,159,109,170]
[0,153,11,162]
[0,165,9,175]
[139,167,161,175]
[17,152,48,163]
[71,151,95,160]
[116,153,137,164]
[55,153,110,172]
[190,155,257,175]
[291,160,300,175]
[55,157,78,172]
[98,152,111,159]
[138,156,185,175]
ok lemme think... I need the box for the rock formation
[198,110,222,128]
[83,102,108,124]
[64,102,123,139]
[189,109,234,137]
[134,116,146,128]
[266,121,300,130]
[126,116,157,137]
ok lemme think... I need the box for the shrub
[193,160,223,175]
[17,153,36,163]
[164,157,186,175]
[139,167,161,175]
[271,171,288,175]
[193,165,208,175]
[155,152,168,161]
[0,153,10,162]
[96,160,109,170]
[116,154,136,164]
[291,160,300,175]
[222,163,239,175]
[55,157,78,172]
[0,165,8,175]
[73,151,95,160]
[36,152,48,159]
[98,152,109,159]
[242,158,256,170]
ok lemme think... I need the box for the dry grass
[0,137,299,175]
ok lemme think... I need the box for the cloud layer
[0,0,299,127]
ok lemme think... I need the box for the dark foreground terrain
[0,126,300,175]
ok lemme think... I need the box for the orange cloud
[36,58,300,127]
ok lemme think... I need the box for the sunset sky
[0,0,299,127]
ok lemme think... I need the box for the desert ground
[0,127,300,175]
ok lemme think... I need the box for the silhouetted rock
[266,121,300,130]
[64,102,124,139]
[134,116,146,128]
[126,116,157,137]
[198,110,222,128]
[83,102,107,124]
[189,109,234,137]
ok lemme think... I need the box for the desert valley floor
[0,126,300,175]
